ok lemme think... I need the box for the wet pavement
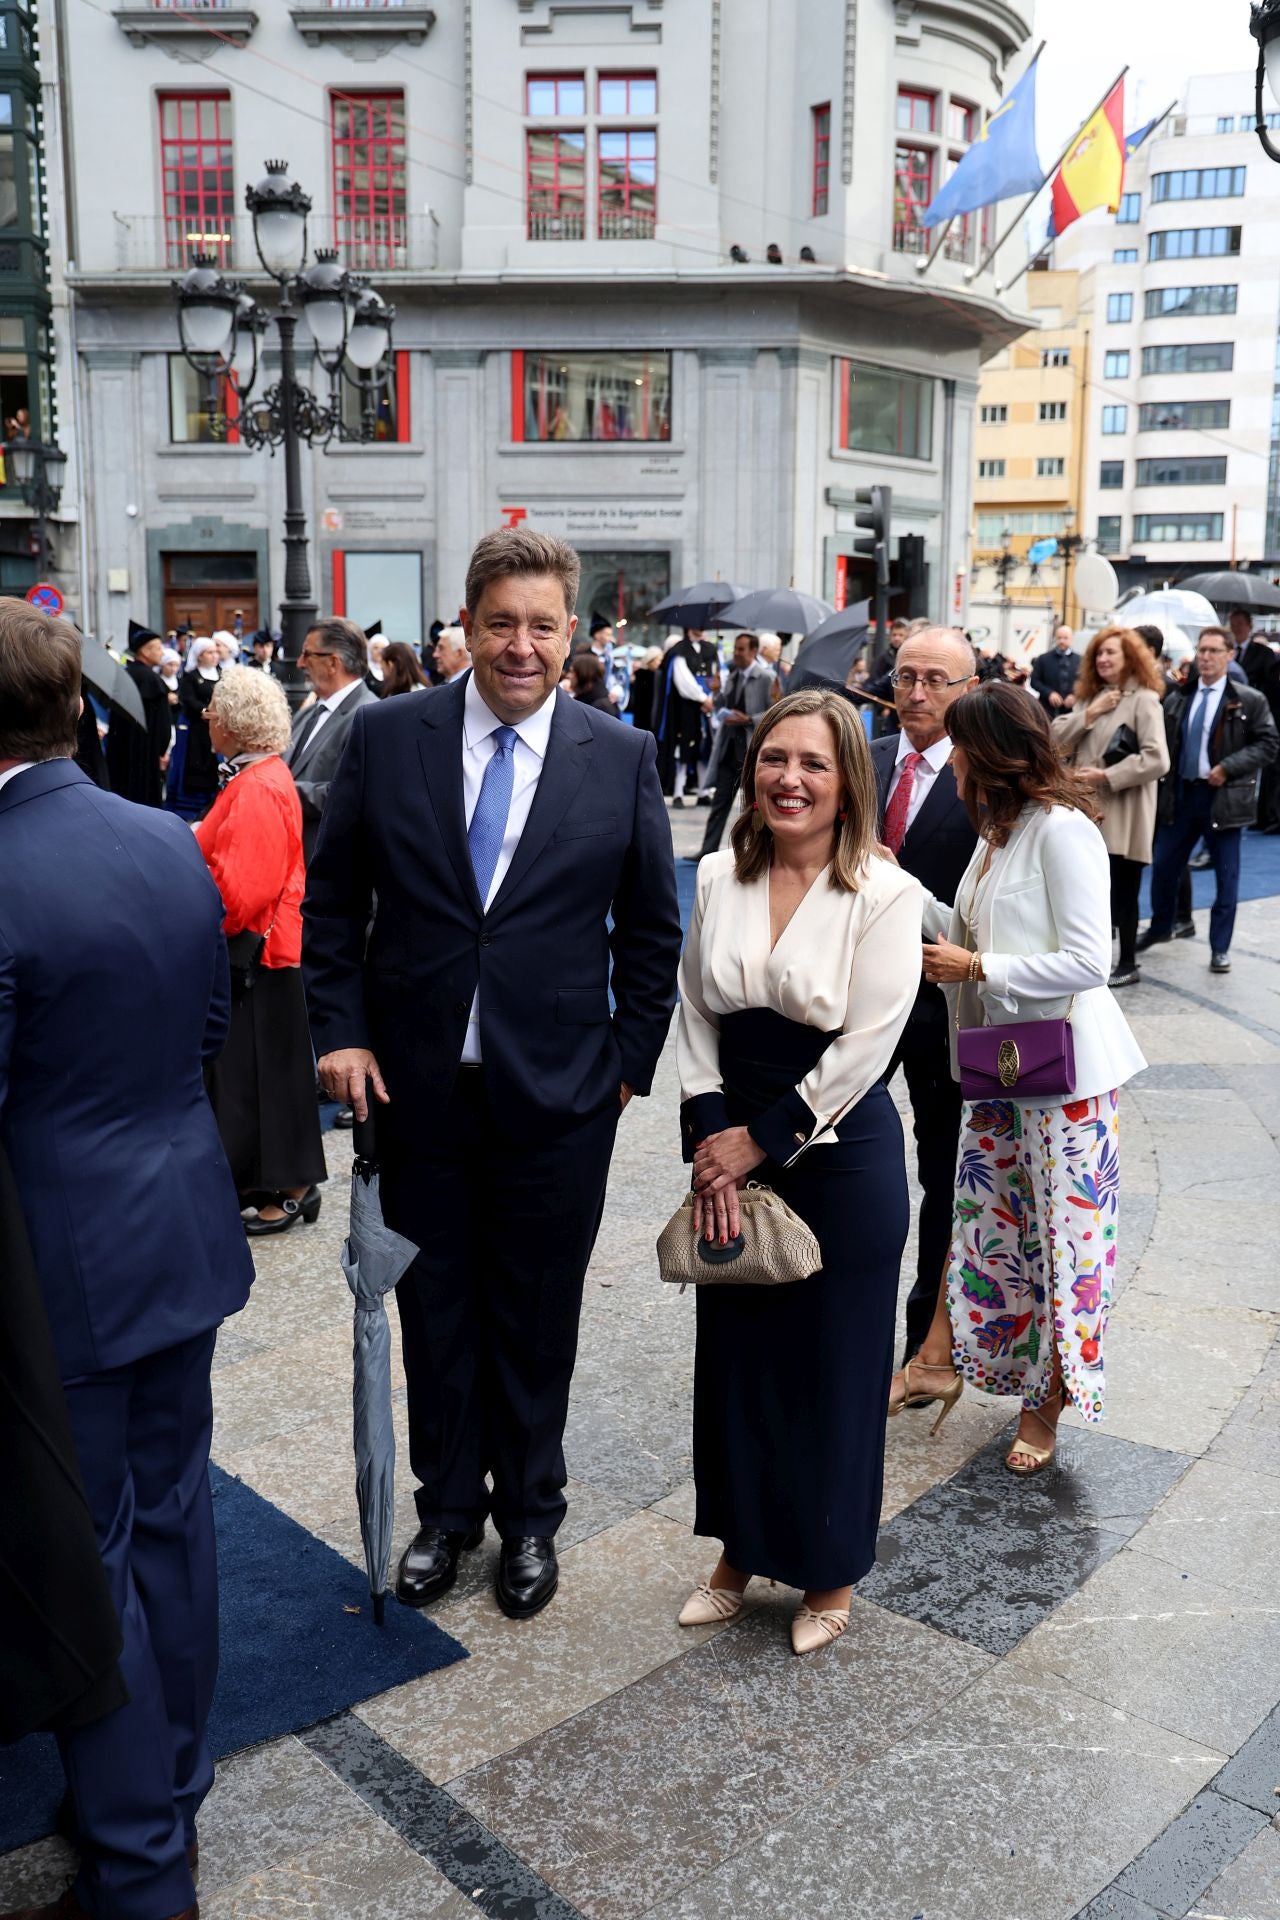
[3,811,1278,1920]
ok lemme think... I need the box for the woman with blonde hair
[195,667,326,1235]
[675,688,923,1653]
[1053,625,1169,987]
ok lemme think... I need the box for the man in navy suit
[0,602,253,1920]
[304,528,681,1620]
[871,628,979,1364]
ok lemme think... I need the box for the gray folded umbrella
[340,1104,418,1624]
[79,636,146,730]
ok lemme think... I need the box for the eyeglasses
[889,670,971,693]
[298,648,335,662]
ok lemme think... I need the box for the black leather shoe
[395,1523,484,1608]
[1135,926,1172,952]
[1173,919,1196,939]
[244,1187,321,1237]
[1211,951,1232,973]
[495,1536,558,1619]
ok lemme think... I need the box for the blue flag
[923,60,1044,227]
[1125,115,1160,156]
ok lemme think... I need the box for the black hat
[127,618,162,653]
[589,613,612,636]
[251,629,275,649]
[364,620,383,641]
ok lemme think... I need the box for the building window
[811,103,830,216]
[1139,398,1231,431]
[526,129,586,239]
[1215,115,1234,133]
[1132,512,1224,542]
[526,73,586,115]
[0,313,53,448]
[168,355,238,445]
[1041,347,1070,368]
[598,72,657,115]
[1144,283,1238,318]
[1039,401,1067,421]
[979,403,1007,424]
[1149,226,1241,260]
[1134,456,1228,486]
[1097,516,1122,551]
[332,549,423,644]
[896,88,936,133]
[1116,191,1141,223]
[837,357,934,460]
[892,144,933,254]
[331,91,406,271]
[512,349,671,442]
[947,99,976,143]
[1104,350,1130,379]
[976,509,1063,542]
[1036,457,1065,477]
[1113,247,1138,263]
[159,92,234,269]
[1141,341,1234,375]
[335,349,411,444]
[1100,461,1124,488]
[1152,166,1246,201]
[598,129,656,239]
[1106,292,1133,322]
[1102,405,1128,434]
[977,459,1005,478]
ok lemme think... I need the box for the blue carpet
[1139,828,1280,915]
[0,1465,467,1856]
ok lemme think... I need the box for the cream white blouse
[677,849,924,1165]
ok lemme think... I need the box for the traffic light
[852,485,892,589]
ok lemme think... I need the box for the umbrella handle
[352,1079,378,1162]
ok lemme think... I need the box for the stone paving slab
[1127,1457,1280,1604]
[1192,1825,1280,1920]
[1210,1700,1280,1817]
[1114,1792,1269,1917]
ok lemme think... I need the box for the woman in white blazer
[892,680,1146,1475]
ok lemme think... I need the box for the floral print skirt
[946,1091,1120,1423]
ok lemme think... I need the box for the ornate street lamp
[1,437,68,570]
[1250,0,1280,160]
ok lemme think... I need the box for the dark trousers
[1150,780,1242,954]
[59,1330,217,1920]
[393,1072,618,1539]
[1109,854,1144,970]
[886,1011,963,1362]
[698,738,747,857]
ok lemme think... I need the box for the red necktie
[883,751,925,854]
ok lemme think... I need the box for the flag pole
[969,63,1129,287]
[915,40,1045,283]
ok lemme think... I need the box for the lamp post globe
[346,286,394,372]
[298,248,350,358]
[1250,0,1280,158]
[175,254,238,361]
[245,160,311,280]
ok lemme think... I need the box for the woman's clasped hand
[690,1126,766,1241]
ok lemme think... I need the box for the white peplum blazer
[676,848,924,1166]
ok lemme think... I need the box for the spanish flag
[1049,77,1125,236]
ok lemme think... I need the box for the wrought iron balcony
[111,211,438,274]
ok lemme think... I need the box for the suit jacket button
[479,933,491,947]
[793,1130,807,1143]
[454,1001,468,1016]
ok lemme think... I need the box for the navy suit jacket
[0,761,254,1378]
[871,736,977,1029]
[302,677,682,1157]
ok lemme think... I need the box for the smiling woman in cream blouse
[676,687,923,1656]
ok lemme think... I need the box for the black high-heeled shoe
[244,1186,322,1237]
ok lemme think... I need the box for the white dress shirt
[887,733,954,833]
[460,671,556,1062]
[0,760,36,795]
[1182,675,1227,780]
[302,673,364,750]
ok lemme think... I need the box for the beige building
[971,268,1091,645]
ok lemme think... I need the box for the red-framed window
[510,349,671,443]
[526,129,586,240]
[525,72,586,116]
[598,129,656,239]
[948,99,976,143]
[812,103,831,216]
[896,88,936,134]
[893,144,933,254]
[159,92,234,269]
[598,71,657,115]
[330,90,406,272]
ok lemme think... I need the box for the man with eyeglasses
[284,616,378,863]
[872,628,980,1365]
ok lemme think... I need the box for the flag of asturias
[1048,78,1126,236]
[922,58,1044,228]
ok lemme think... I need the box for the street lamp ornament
[1250,0,1280,162]
[246,160,311,281]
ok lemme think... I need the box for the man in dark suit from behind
[304,527,682,1622]
[1029,623,1081,712]
[0,603,254,1920]
[283,615,378,861]
[871,627,980,1364]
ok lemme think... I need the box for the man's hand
[619,1081,635,1113]
[721,709,750,727]
[700,696,714,714]
[318,1048,390,1121]
[1048,691,1064,709]
[1207,764,1228,788]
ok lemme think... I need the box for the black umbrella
[79,636,146,730]
[1177,572,1280,611]
[720,586,836,638]
[788,600,873,687]
[650,580,749,629]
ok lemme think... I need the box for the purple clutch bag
[957,1016,1076,1102]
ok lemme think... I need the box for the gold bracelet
[968,951,982,983]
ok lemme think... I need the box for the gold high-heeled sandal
[1005,1385,1067,1477]
[790,1604,850,1656]
[678,1580,747,1626]
[888,1358,964,1437]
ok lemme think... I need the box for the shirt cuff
[979,951,1017,1012]
[747,1086,819,1168]
[680,1091,730,1162]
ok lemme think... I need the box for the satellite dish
[1074,551,1119,612]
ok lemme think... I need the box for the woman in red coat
[195,668,327,1235]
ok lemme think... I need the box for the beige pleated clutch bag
[656,1182,822,1291]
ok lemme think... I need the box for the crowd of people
[3,538,1279,1918]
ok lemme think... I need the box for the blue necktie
[468,725,518,903]
[1181,690,1207,780]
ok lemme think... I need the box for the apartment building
[0,0,55,592]
[37,0,1032,642]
